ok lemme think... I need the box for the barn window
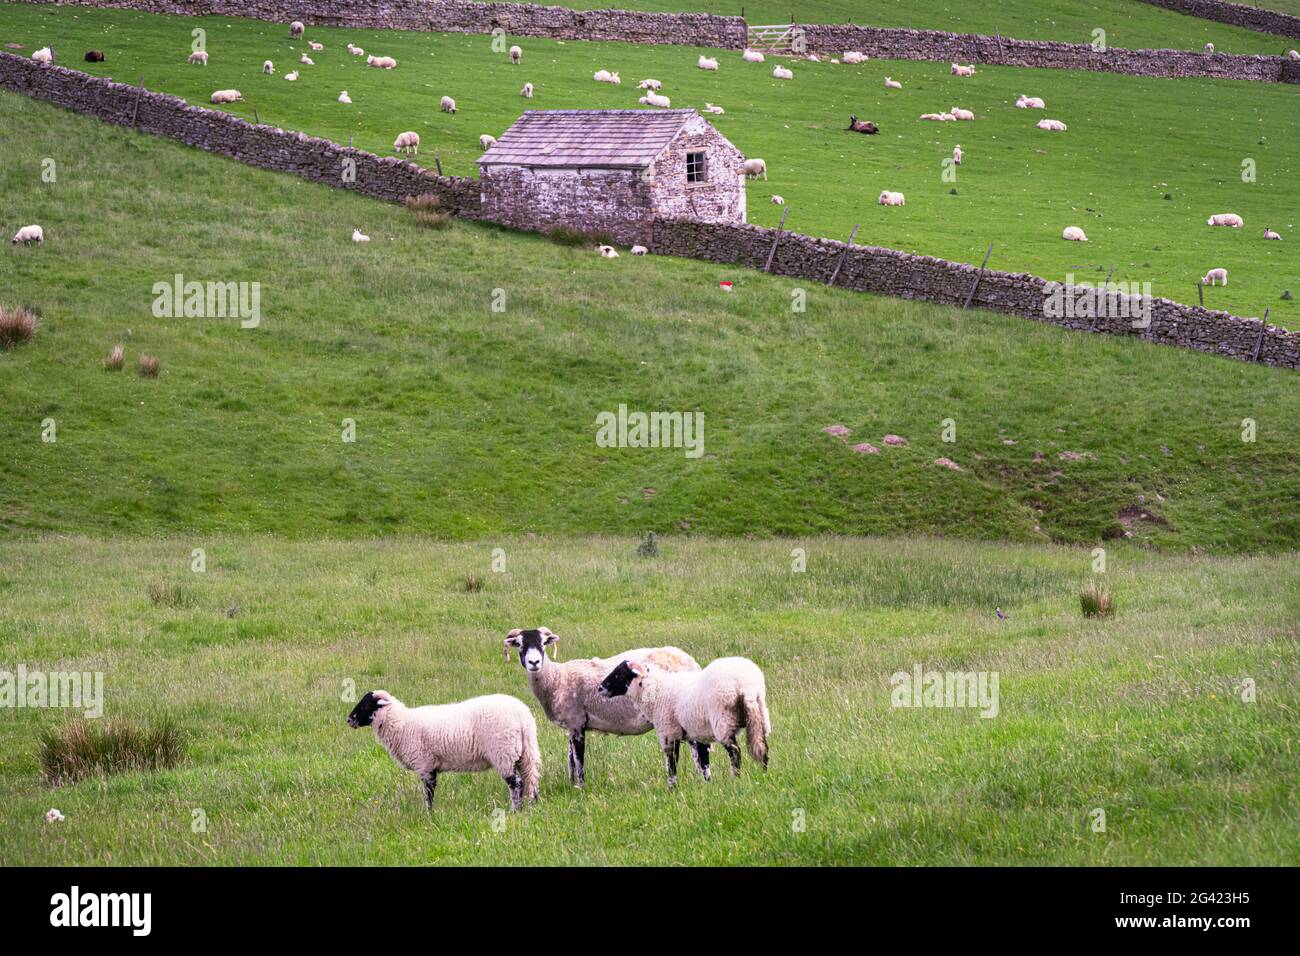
[686,151,707,183]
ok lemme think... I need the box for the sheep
[593,70,620,84]
[284,70,299,82]
[1016,94,1046,109]
[347,43,365,56]
[308,41,324,51]
[741,49,765,63]
[884,76,901,89]
[951,106,975,121]
[347,690,541,811]
[1204,42,1214,54]
[367,55,396,69]
[953,144,963,165]
[807,54,820,62]
[210,89,242,104]
[598,656,770,787]
[638,79,662,90]
[951,63,975,76]
[289,21,304,39]
[502,627,700,788]
[1201,267,1228,286]
[393,131,420,155]
[520,82,534,98]
[698,55,719,71]
[1290,50,1300,60]
[300,54,314,65]
[879,190,905,206]
[1264,228,1282,240]
[480,134,497,150]
[771,195,785,205]
[1036,118,1068,131]
[11,224,44,245]
[263,60,274,75]
[638,92,671,108]
[84,50,105,63]
[1207,213,1243,228]
[598,245,620,257]
[631,245,648,255]
[509,45,522,65]
[440,95,457,114]
[703,102,724,114]
[338,90,352,104]
[1062,226,1088,242]
[919,112,948,121]
[847,115,878,134]
[842,51,867,64]
[31,47,52,64]
[772,65,793,80]
[188,50,208,66]
[742,158,767,180]
[352,228,370,243]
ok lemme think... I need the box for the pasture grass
[38,717,184,787]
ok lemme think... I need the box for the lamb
[742,158,767,180]
[1036,118,1068,131]
[84,50,105,63]
[440,95,457,114]
[509,45,522,65]
[598,245,620,257]
[951,63,975,76]
[698,55,719,71]
[347,690,541,811]
[953,144,963,165]
[847,115,879,134]
[741,49,765,62]
[879,190,905,206]
[11,224,44,245]
[284,70,299,82]
[1290,50,1300,60]
[308,41,324,51]
[393,131,420,155]
[1207,213,1243,227]
[806,54,820,62]
[598,656,770,788]
[884,76,901,89]
[772,65,793,79]
[1062,225,1087,242]
[31,47,52,64]
[367,55,396,69]
[188,50,208,65]
[771,195,785,205]
[263,60,274,75]
[520,82,534,97]
[1016,94,1046,109]
[1204,43,1214,54]
[1264,228,1281,240]
[289,21,305,39]
[703,102,724,114]
[338,90,352,104]
[1201,267,1228,286]
[842,51,867,64]
[347,43,365,56]
[352,228,370,243]
[502,627,700,787]
[638,79,662,90]
[631,245,648,255]
[210,89,242,104]
[638,92,671,108]
[951,106,975,121]
[593,70,621,84]
[919,112,948,121]
[480,134,497,150]
[300,54,314,65]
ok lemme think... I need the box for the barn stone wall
[1134,0,1300,41]
[480,166,653,245]
[2,52,1296,370]
[648,115,747,227]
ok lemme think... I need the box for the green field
[1,535,1296,865]
[2,4,1296,324]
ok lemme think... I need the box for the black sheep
[84,50,105,62]
[848,115,879,134]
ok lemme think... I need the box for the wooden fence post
[1197,282,1204,307]
[1252,308,1270,362]
[826,224,859,286]
[130,78,144,127]
[253,109,260,125]
[962,243,994,309]
[434,155,443,176]
[764,207,789,273]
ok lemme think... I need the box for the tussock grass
[147,581,198,609]
[137,353,160,377]
[103,344,125,370]
[0,304,37,349]
[405,193,451,229]
[1081,581,1114,617]
[38,717,183,786]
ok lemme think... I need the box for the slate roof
[478,109,703,168]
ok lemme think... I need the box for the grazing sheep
[742,158,767,180]
[1207,213,1244,228]
[1036,118,1068,131]
[847,116,879,134]
[598,657,770,787]
[210,89,242,104]
[520,82,534,97]
[698,55,719,71]
[393,131,420,155]
[502,627,700,787]
[953,144,963,165]
[1264,228,1282,240]
[884,76,901,89]
[771,195,785,205]
[741,49,765,63]
[300,54,314,65]
[352,228,370,243]
[703,102,724,114]
[84,50,105,63]
[598,245,619,257]
[879,190,905,206]
[772,65,793,79]
[1201,268,1228,286]
[31,47,52,64]
[289,21,304,39]
[188,50,208,66]
[951,63,975,76]
[631,245,648,255]
[367,55,396,69]
[1204,43,1214,54]
[480,134,497,150]
[593,70,620,84]
[263,60,274,75]
[1062,226,1088,242]
[638,92,671,108]
[338,90,352,104]
[284,70,299,82]
[1016,94,1046,109]
[347,43,364,56]
[440,95,457,114]
[509,45,522,64]
[347,690,541,811]
[638,78,662,90]
[951,106,975,121]
[842,51,867,64]
[308,41,324,51]
[11,224,44,245]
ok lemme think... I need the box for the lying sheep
[1290,50,1300,60]
[347,690,541,811]
[308,41,324,51]
[289,20,304,39]
[347,43,364,56]
[210,89,242,104]
[263,60,274,75]
[188,50,208,66]
[1208,213,1243,228]
[480,134,497,150]
[771,195,785,205]
[352,228,370,243]
[1201,267,1228,286]
[884,76,901,89]
[593,70,620,84]
[598,656,770,787]
[742,158,767,180]
[807,53,820,62]
[367,55,396,69]
[772,65,793,80]
[842,51,867,64]
[638,78,662,90]
[1264,228,1282,240]
[520,82,534,97]
[284,70,299,82]
[31,47,52,64]
[953,144,963,165]
[1204,43,1214,54]
[703,102,724,114]
[951,106,975,121]
[638,92,671,108]
[11,224,44,245]
[300,54,314,65]
[879,190,905,206]
[1016,94,1046,109]
[338,90,352,104]
[440,95,457,114]
[698,55,719,71]
[919,112,948,121]
[509,45,522,65]
[631,245,648,255]
[951,63,975,76]
[393,131,420,155]
[1062,226,1087,242]
[598,245,619,258]
[84,50,105,63]
[1036,118,1067,131]
[741,49,765,63]
[503,627,699,787]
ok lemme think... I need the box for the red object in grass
[719,281,733,291]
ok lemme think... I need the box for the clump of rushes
[405,193,451,229]
[39,717,184,786]
[147,581,198,609]
[0,304,37,349]
[1081,581,1113,618]
[137,353,160,377]
[636,531,659,558]
[463,572,484,593]
[546,226,616,248]
[104,344,125,370]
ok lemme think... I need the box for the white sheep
[308,41,324,51]
[300,54,314,65]
[263,60,274,75]
[1062,226,1088,242]
[1016,94,1046,109]
[347,690,541,811]
[598,245,620,257]
[210,89,242,104]
[741,49,765,63]
[771,195,785,205]
[1204,43,1215,54]
[440,95,457,114]
[593,70,620,84]
[11,224,44,245]
[698,55,719,71]
[953,144,963,165]
[1264,228,1282,240]
[951,106,975,121]
[503,627,700,787]
[338,90,352,104]
[742,158,767,180]
[509,45,522,65]
[289,21,304,39]
[1201,267,1228,286]
[284,70,299,82]
[479,134,497,150]
[638,92,671,108]
[352,228,370,243]
[1290,50,1300,60]
[638,79,662,90]
[919,112,948,121]
[520,82,534,98]
[393,131,420,155]
[367,55,396,69]
[347,43,365,56]
[884,76,901,89]
[807,54,820,62]
[1207,213,1243,228]
[1036,118,1068,131]
[703,102,724,114]
[598,657,770,787]
[188,50,208,66]
[879,190,905,206]
[951,63,975,76]
[631,245,648,255]
[31,47,53,64]
[842,51,867,64]
[772,65,793,80]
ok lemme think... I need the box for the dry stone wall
[1135,0,1300,41]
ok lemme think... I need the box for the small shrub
[547,226,616,248]
[39,717,183,786]
[1080,582,1113,618]
[463,572,484,593]
[147,581,198,609]
[405,193,451,229]
[636,531,659,558]
[137,353,160,378]
[0,304,37,349]
[104,344,125,370]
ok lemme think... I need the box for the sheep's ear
[503,631,522,662]
[627,660,644,677]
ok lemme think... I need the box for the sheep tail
[743,691,770,769]
[519,722,542,803]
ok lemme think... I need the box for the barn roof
[478,109,706,169]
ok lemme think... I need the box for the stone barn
[477,109,747,246]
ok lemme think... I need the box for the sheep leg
[421,770,438,808]
[692,742,711,781]
[723,739,743,776]
[663,738,680,789]
[568,730,586,788]
[505,768,523,812]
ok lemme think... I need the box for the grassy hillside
[2,5,1296,324]
[0,535,1296,865]
[3,90,1297,551]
